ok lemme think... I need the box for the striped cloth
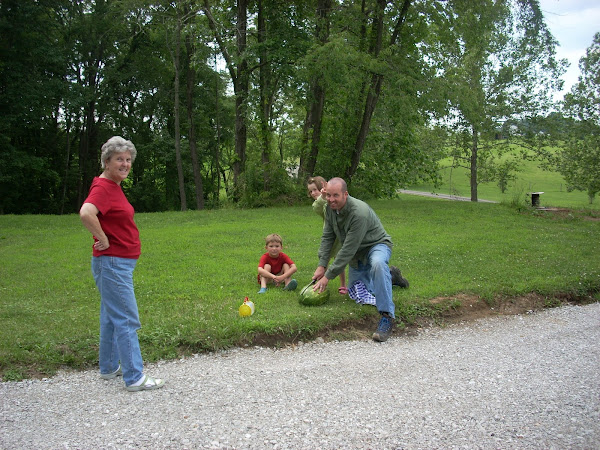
[348,281,376,306]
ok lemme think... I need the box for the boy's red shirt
[258,252,294,274]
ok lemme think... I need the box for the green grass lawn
[1,196,599,380]
[406,155,600,210]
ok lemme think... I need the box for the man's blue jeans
[92,256,143,385]
[348,244,395,318]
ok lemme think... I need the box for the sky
[538,0,600,98]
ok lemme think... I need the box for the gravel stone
[1,303,599,449]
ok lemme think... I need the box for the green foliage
[237,157,303,208]
[558,134,600,204]
[0,0,580,214]
[0,0,72,214]
[1,197,599,379]
[563,32,600,125]
[479,155,521,194]
[555,33,600,203]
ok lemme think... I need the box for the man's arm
[317,207,338,267]
[324,215,368,279]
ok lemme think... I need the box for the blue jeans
[92,256,143,385]
[348,244,395,318]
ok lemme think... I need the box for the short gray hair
[100,136,137,169]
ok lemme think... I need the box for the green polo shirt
[318,195,392,279]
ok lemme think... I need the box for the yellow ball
[239,301,255,317]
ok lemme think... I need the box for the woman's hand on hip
[94,238,110,251]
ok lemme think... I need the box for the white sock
[130,374,145,386]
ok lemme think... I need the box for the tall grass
[1,196,599,380]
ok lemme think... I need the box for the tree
[202,0,250,200]
[557,134,600,204]
[345,0,411,183]
[159,1,190,211]
[436,0,565,201]
[558,33,600,204]
[1,0,232,213]
[185,26,205,210]
[297,0,422,189]
[299,0,332,182]
[0,0,94,214]
[564,32,600,125]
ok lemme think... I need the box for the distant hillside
[405,153,598,210]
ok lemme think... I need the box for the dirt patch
[428,293,554,323]
[246,292,598,349]
[405,292,595,331]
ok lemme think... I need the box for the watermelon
[299,283,330,306]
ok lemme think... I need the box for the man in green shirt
[312,177,396,342]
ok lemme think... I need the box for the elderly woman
[80,136,164,392]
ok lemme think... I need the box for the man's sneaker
[372,313,394,342]
[390,265,409,288]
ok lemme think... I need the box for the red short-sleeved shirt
[83,177,141,259]
[258,252,294,275]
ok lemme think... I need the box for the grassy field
[405,155,600,210]
[1,196,599,381]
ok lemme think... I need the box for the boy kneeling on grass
[257,233,298,293]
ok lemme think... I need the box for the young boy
[257,233,298,293]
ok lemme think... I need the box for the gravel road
[397,189,498,203]
[2,303,599,449]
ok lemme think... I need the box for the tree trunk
[470,127,479,202]
[185,32,204,210]
[173,12,187,211]
[78,98,99,207]
[77,47,103,207]
[346,73,384,181]
[258,0,271,190]
[213,50,222,204]
[60,115,71,215]
[345,0,411,183]
[299,0,331,181]
[202,0,249,201]
[299,108,312,181]
[345,0,385,182]
[305,83,326,178]
[233,0,248,198]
